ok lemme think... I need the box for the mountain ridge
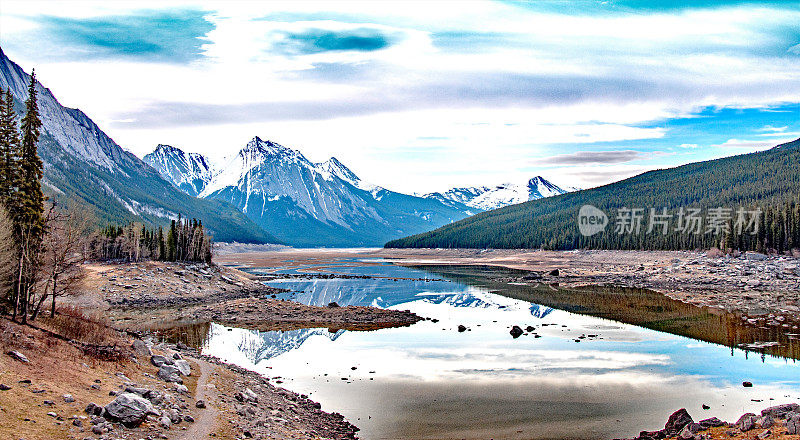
[0,48,275,243]
[145,138,475,247]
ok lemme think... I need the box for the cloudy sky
[1,1,799,194]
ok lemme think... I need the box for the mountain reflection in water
[149,262,800,440]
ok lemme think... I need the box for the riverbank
[0,317,358,440]
[0,259,424,440]
[217,248,800,328]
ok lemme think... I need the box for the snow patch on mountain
[143,144,214,196]
[426,176,573,211]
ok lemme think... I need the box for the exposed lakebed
[154,261,800,440]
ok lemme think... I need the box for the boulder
[173,359,191,376]
[760,415,775,429]
[509,326,523,338]
[698,417,726,428]
[736,413,757,432]
[63,394,74,403]
[787,413,800,435]
[745,252,768,261]
[158,364,182,383]
[159,415,172,429]
[131,340,152,358]
[665,409,694,434]
[195,399,206,409]
[457,325,467,332]
[103,392,157,427]
[761,403,800,419]
[150,355,173,367]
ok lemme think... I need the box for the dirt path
[176,358,218,440]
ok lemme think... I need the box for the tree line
[88,216,212,263]
[387,138,800,254]
[0,73,214,324]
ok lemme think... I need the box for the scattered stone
[175,384,188,394]
[6,350,29,363]
[742,381,753,387]
[0,384,10,391]
[548,269,560,276]
[326,302,340,308]
[509,325,523,338]
[457,325,467,332]
[72,418,82,427]
[184,415,194,423]
[195,400,206,409]
[698,417,725,428]
[159,415,171,429]
[63,394,74,403]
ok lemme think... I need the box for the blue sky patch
[36,9,213,62]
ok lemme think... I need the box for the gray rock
[665,408,694,434]
[173,359,191,376]
[150,355,173,367]
[72,418,82,427]
[63,394,74,403]
[175,384,188,394]
[132,340,152,358]
[84,402,103,416]
[787,413,800,435]
[184,415,195,423]
[760,415,775,429]
[0,384,10,391]
[157,365,182,383]
[195,399,206,409]
[103,392,157,427]
[761,403,800,419]
[736,413,757,432]
[159,415,171,429]
[6,350,29,363]
[746,252,768,261]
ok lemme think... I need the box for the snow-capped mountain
[426,176,574,211]
[147,138,473,246]
[0,49,272,243]
[143,144,214,197]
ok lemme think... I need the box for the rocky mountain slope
[145,138,475,247]
[0,48,273,243]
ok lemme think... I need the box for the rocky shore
[76,260,422,332]
[622,405,800,440]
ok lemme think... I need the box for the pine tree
[0,89,20,209]
[14,72,45,323]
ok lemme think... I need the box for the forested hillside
[387,138,800,252]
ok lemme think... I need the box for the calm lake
[162,260,800,440]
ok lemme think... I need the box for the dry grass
[44,304,116,345]
[0,317,207,440]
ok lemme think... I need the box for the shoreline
[217,247,800,328]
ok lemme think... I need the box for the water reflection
[149,262,800,440]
